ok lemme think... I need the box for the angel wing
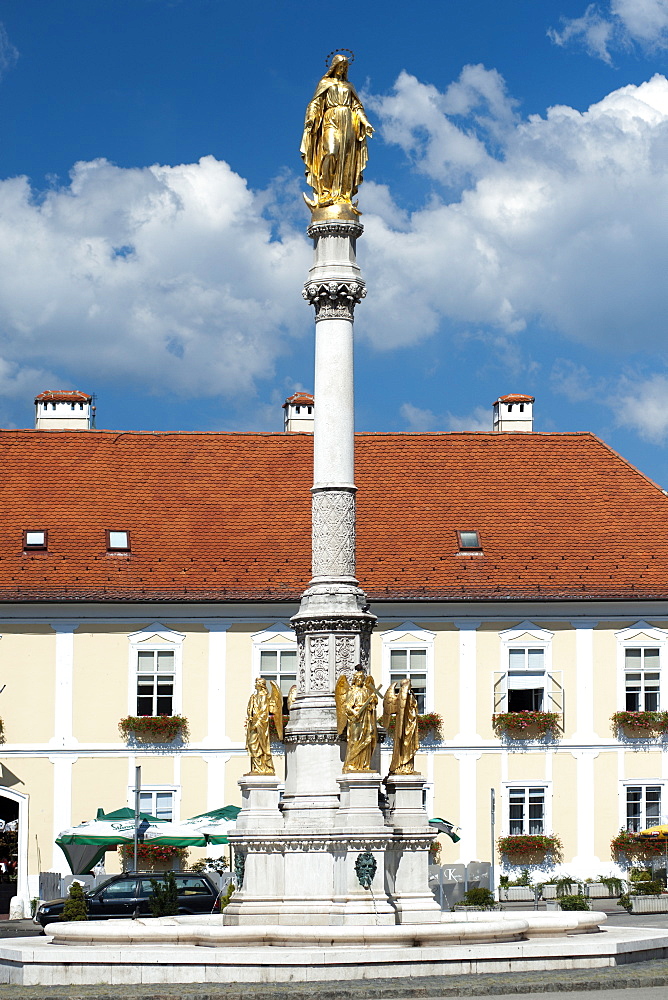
[267,680,284,741]
[287,684,297,712]
[379,681,400,729]
[335,674,350,735]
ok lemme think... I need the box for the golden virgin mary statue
[301,53,374,218]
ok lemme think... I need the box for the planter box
[542,884,557,899]
[630,894,668,913]
[585,883,619,898]
[501,886,535,902]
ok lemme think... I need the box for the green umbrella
[56,809,166,874]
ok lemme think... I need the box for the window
[260,649,297,712]
[625,648,660,711]
[626,785,661,832]
[390,648,427,712]
[136,649,174,716]
[381,623,435,715]
[495,623,562,718]
[139,790,174,821]
[456,530,482,551]
[23,530,47,550]
[509,787,545,835]
[107,530,130,551]
[508,648,545,711]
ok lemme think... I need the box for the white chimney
[283,392,314,433]
[492,394,534,433]
[34,390,95,430]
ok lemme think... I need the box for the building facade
[1,415,667,909]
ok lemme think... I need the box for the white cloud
[549,0,668,62]
[0,22,18,80]
[360,73,668,359]
[613,373,668,442]
[0,156,309,398]
[400,402,491,433]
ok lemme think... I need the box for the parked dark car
[34,872,220,926]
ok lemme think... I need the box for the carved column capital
[302,279,367,322]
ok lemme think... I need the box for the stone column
[283,217,376,829]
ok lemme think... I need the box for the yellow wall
[73,626,130,742]
[2,627,55,744]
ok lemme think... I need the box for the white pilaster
[454,751,481,864]
[572,620,597,741]
[50,623,78,747]
[203,621,231,746]
[570,749,600,869]
[50,754,78,871]
[454,620,481,740]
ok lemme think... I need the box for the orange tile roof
[283,392,314,408]
[34,390,92,403]
[0,429,666,603]
[494,394,534,404]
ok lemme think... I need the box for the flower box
[497,834,563,863]
[385,713,443,741]
[585,882,620,898]
[629,894,668,913]
[611,829,666,863]
[500,886,535,901]
[492,712,561,739]
[611,711,668,737]
[119,715,189,744]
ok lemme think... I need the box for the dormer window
[107,530,130,551]
[24,530,47,550]
[456,530,482,551]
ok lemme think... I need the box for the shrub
[119,843,189,870]
[189,856,229,874]
[558,893,589,911]
[630,879,664,896]
[218,882,235,911]
[461,887,496,908]
[60,881,88,921]
[149,872,179,917]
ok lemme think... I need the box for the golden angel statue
[335,665,380,773]
[301,52,374,216]
[245,678,283,776]
[379,678,420,775]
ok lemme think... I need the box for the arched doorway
[0,788,28,916]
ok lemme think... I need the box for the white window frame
[616,623,668,713]
[494,622,562,717]
[251,623,298,704]
[130,784,180,823]
[620,780,666,833]
[381,622,435,714]
[501,781,552,836]
[127,623,185,717]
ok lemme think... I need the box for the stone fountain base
[4,912,668,986]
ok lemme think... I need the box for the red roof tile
[283,392,314,408]
[34,390,92,403]
[494,394,534,404]
[0,430,665,603]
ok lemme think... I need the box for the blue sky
[1,0,668,486]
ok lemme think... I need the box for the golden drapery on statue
[335,666,380,772]
[301,53,374,217]
[379,678,420,775]
[245,678,283,775]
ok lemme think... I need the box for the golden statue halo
[325,48,355,67]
